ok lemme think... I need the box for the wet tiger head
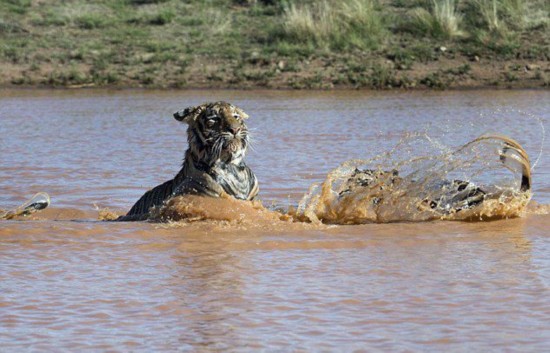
[174,101,250,165]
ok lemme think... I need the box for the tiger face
[174,101,250,165]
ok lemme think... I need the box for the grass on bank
[281,0,385,50]
[409,0,465,39]
[0,0,548,88]
[278,0,548,48]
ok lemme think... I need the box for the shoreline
[3,57,547,91]
[2,82,548,91]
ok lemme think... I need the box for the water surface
[1,89,549,351]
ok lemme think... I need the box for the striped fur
[339,135,531,215]
[117,101,259,221]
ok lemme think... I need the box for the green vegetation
[280,0,384,50]
[0,0,547,89]
[409,0,465,39]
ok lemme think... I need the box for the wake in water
[294,135,533,224]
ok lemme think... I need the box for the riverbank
[1,0,548,90]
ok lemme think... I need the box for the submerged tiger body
[118,101,258,221]
[337,135,532,216]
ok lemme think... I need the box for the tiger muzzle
[225,138,242,153]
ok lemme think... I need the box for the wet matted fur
[117,101,258,221]
[337,135,532,215]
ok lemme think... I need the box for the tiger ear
[173,105,205,124]
[234,107,249,119]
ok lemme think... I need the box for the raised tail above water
[499,137,531,192]
[426,135,532,214]
[0,192,50,220]
[458,134,531,193]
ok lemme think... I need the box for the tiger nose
[229,126,241,135]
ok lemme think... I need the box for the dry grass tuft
[410,0,464,39]
[281,0,384,50]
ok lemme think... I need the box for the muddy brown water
[1,89,549,351]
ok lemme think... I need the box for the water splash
[0,192,50,220]
[294,135,532,224]
[530,112,545,172]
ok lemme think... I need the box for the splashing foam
[150,194,287,224]
[294,134,533,224]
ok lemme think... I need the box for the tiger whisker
[244,131,255,152]
[212,137,224,163]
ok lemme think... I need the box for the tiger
[116,101,259,221]
[337,168,489,213]
[337,135,532,216]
